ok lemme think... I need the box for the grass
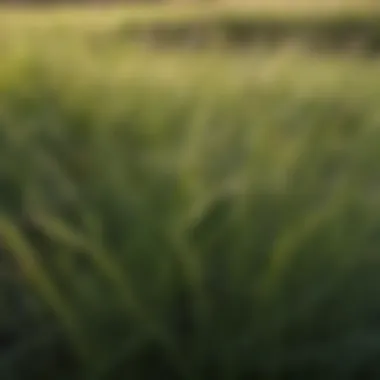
[2,5,380,380]
[3,2,380,52]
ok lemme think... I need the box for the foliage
[1,10,380,379]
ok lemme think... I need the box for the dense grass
[2,7,380,379]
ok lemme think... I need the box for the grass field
[2,1,380,53]
[2,4,380,379]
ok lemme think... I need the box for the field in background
[2,3,380,380]
[3,2,380,55]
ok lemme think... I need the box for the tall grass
[1,38,380,379]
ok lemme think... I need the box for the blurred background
[1,1,380,379]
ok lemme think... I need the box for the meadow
[2,4,380,379]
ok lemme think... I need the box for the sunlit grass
[2,6,380,379]
[3,3,380,55]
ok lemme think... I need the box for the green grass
[2,7,380,379]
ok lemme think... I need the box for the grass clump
[1,48,380,379]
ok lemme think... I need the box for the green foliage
[2,17,380,379]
